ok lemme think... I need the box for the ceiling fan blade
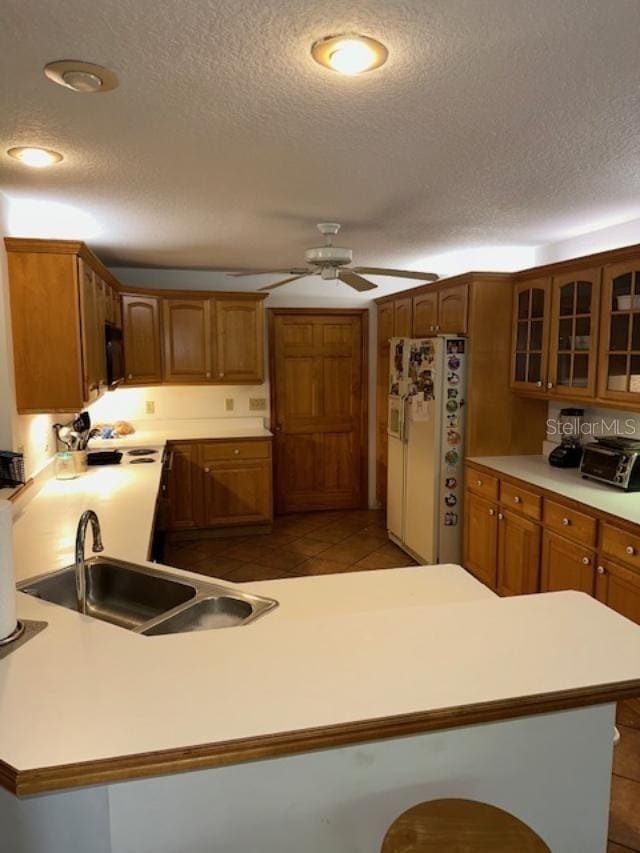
[258,274,309,292]
[338,271,377,292]
[228,268,311,277]
[352,266,439,282]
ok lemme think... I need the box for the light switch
[225,398,234,412]
[145,400,155,415]
[249,398,267,411]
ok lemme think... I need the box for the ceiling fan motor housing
[305,246,353,266]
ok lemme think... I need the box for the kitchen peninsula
[1,433,640,852]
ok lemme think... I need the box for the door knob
[562,517,571,526]
[513,496,522,504]
[596,565,606,575]
[626,545,636,556]
[488,508,495,516]
[582,556,591,566]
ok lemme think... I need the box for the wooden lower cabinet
[496,509,541,596]
[463,490,498,589]
[540,530,596,594]
[596,558,640,624]
[166,438,272,532]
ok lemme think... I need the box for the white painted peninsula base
[1,703,615,853]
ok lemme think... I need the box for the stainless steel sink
[18,557,278,634]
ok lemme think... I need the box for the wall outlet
[145,400,155,415]
[224,398,234,412]
[249,397,267,412]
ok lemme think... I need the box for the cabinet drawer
[201,440,271,462]
[543,500,597,546]
[601,523,640,570]
[499,481,542,521]
[466,469,499,501]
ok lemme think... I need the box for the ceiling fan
[227,223,439,292]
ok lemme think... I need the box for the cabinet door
[213,297,264,382]
[393,297,413,337]
[202,460,272,526]
[541,530,595,594]
[597,258,640,403]
[122,294,163,383]
[496,509,541,596]
[376,302,395,505]
[511,278,551,392]
[596,558,640,625]
[438,285,468,334]
[548,269,600,398]
[463,490,498,589]
[412,292,438,336]
[163,298,212,382]
[167,443,200,530]
[78,261,106,401]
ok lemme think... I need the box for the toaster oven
[579,437,640,491]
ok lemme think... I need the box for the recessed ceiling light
[43,60,119,93]
[311,34,388,75]
[7,147,63,168]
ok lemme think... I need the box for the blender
[549,408,585,468]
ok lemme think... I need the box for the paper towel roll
[0,500,17,641]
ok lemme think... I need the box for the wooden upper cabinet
[597,258,640,404]
[510,278,551,392]
[378,301,395,348]
[78,260,107,401]
[122,294,163,384]
[393,297,413,337]
[163,298,212,382]
[438,284,468,334]
[540,530,595,594]
[213,296,265,383]
[547,268,601,398]
[412,291,438,336]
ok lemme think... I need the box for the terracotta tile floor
[164,509,417,583]
[164,510,639,847]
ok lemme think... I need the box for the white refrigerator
[386,336,467,564]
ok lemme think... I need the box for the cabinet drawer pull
[233,449,240,455]
[497,512,504,521]
[429,325,435,332]
[128,373,133,380]
[513,496,522,504]
[219,372,225,378]
[206,371,211,378]
[435,324,440,331]
[535,381,543,388]
[547,382,554,389]
[626,545,636,556]
[476,479,483,486]
[582,556,591,566]
[596,565,606,575]
[488,508,495,516]
[562,517,571,526]
[204,467,210,473]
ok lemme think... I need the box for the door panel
[510,278,551,392]
[596,559,640,625]
[122,294,162,383]
[393,297,413,337]
[463,490,498,589]
[214,297,264,382]
[541,530,595,594]
[203,462,272,526]
[496,509,541,596]
[376,302,395,505]
[272,312,366,513]
[163,299,211,382]
[167,443,199,530]
[412,292,438,336]
[438,285,468,334]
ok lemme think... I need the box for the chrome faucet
[75,510,104,614]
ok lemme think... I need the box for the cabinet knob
[596,565,606,575]
[206,372,211,378]
[562,517,571,526]
[547,382,554,389]
[233,449,240,455]
[488,508,495,516]
[536,381,543,388]
[476,479,483,486]
[435,325,441,331]
[128,373,133,380]
[497,512,504,521]
[626,545,636,556]
[204,467,210,473]
[429,325,435,332]
[219,372,225,378]
[582,556,591,566]
[513,496,522,504]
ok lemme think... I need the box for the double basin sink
[18,558,278,635]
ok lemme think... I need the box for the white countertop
[468,454,640,526]
[2,436,640,783]
[90,417,272,449]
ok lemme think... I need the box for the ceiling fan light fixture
[311,34,388,75]
[7,146,63,168]
[44,60,119,93]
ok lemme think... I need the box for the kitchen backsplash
[87,384,270,425]
[546,400,640,446]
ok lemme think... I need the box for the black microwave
[105,324,124,388]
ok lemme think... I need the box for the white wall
[113,267,378,507]
[535,217,640,266]
[0,193,56,480]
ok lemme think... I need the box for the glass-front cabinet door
[598,259,640,403]
[548,268,601,398]
[511,278,551,391]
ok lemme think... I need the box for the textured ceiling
[1,0,640,284]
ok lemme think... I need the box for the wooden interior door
[271,311,367,513]
[376,301,395,505]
